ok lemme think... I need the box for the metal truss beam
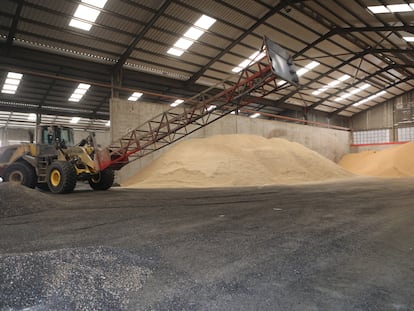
[5,0,24,55]
[186,0,300,85]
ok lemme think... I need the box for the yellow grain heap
[339,141,414,178]
[123,134,352,188]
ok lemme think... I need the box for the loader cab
[38,125,75,149]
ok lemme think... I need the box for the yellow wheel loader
[0,125,114,194]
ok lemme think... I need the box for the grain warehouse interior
[0,1,413,310]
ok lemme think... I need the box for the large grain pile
[339,141,414,177]
[124,134,352,188]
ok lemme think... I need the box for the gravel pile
[0,246,152,310]
[0,183,59,218]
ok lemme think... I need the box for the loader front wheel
[4,161,36,188]
[47,161,77,194]
[88,168,114,191]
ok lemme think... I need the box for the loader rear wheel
[46,161,77,194]
[4,161,36,188]
[88,168,114,191]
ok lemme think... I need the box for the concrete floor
[0,177,413,310]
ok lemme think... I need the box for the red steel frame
[96,40,288,171]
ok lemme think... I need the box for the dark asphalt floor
[0,177,413,310]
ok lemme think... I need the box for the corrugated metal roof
[0,0,412,125]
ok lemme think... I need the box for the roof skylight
[206,105,216,112]
[128,92,143,101]
[69,0,107,31]
[70,117,81,124]
[1,72,23,95]
[335,83,370,102]
[312,74,350,96]
[167,15,216,57]
[353,91,387,107]
[368,4,414,13]
[171,99,184,107]
[387,4,412,12]
[296,61,320,76]
[194,15,216,29]
[69,83,91,102]
[28,113,37,121]
[232,51,266,73]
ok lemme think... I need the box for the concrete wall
[110,99,350,184]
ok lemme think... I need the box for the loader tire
[36,182,50,191]
[47,161,77,194]
[4,161,37,188]
[88,168,114,191]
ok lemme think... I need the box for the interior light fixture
[353,90,387,107]
[250,113,260,119]
[1,72,23,95]
[70,117,81,124]
[69,0,107,31]
[312,74,350,96]
[69,83,91,102]
[128,92,143,101]
[167,14,216,57]
[171,99,184,107]
[335,83,370,102]
[105,120,110,127]
[232,51,266,73]
[403,36,414,42]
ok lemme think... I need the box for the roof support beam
[347,76,413,118]
[295,25,414,58]
[113,0,172,73]
[330,75,414,117]
[268,48,414,112]
[5,0,24,56]
[186,0,301,85]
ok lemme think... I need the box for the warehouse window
[352,129,390,144]
[397,127,414,142]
